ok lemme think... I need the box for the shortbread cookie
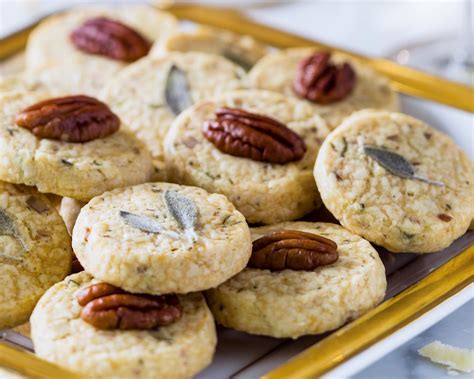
[164,90,330,224]
[249,48,399,129]
[206,222,386,338]
[315,110,474,253]
[151,27,267,71]
[73,183,251,294]
[59,197,85,235]
[24,6,177,96]
[0,181,72,329]
[31,272,216,379]
[0,91,153,201]
[101,52,246,181]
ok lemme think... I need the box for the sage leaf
[0,209,27,251]
[164,190,198,242]
[165,65,193,115]
[119,211,179,239]
[222,50,253,72]
[363,146,444,186]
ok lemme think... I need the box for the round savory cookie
[315,110,474,253]
[0,91,153,201]
[72,182,251,294]
[31,272,216,379]
[0,181,72,330]
[249,47,399,129]
[24,5,177,96]
[206,221,386,338]
[151,26,268,71]
[164,89,330,224]
[101,52,246,181]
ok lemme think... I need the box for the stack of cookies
[1,4,472,379]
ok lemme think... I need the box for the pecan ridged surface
[76,283,182,330]
[249,230,338,271]
[293,52,356,104]
[70,17,150,61]
[15,95,120,142]
[202,107,306,164]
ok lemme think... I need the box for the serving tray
[0,4,473,378]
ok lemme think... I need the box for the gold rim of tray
[0,5,472,378]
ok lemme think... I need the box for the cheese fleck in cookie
[314,110,474,253]
[164,90,330,224]
[0,181,72,330]
[24,6,178,96]
[31,272,216,379]
[249,48,399,129]
[101,52,246,181]
[72,183,251,294]
[206,222,386,338]
[0,91,153,201]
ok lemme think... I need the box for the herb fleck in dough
[72,183,252,294]
[314,109,474,253]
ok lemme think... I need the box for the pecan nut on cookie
[31,272,216,378]
[206,222,386,338]
[0,91,153,201]
[249,47,398,129]
[165,90,330,224]
[24,5,178,95]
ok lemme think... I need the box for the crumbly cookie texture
[151,26,268,70]
[206,222,386,338]
[59,197,85,235]
[0,91,153,201]
[315,110,474,253]
[249,47,399,129]
[0,74,48,94]
[0,181,72,329]
[72,183,251,294]
[164,90,330,224]
[31,272,216,379]
[101,52,246,181]
[24,5,178,96]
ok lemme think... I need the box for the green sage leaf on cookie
[0,209,28,252]
[363,145,443,186]
[164,190,198,242]
[165,65,193,115]
[119,211,179,239]
[222,50,253,72]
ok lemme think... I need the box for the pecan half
[77,283,182,330]
[70,17,150,61]
[202,107,306,164]
[15,95,120,142]
[249,230,338,271]
[293,52,356,104]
